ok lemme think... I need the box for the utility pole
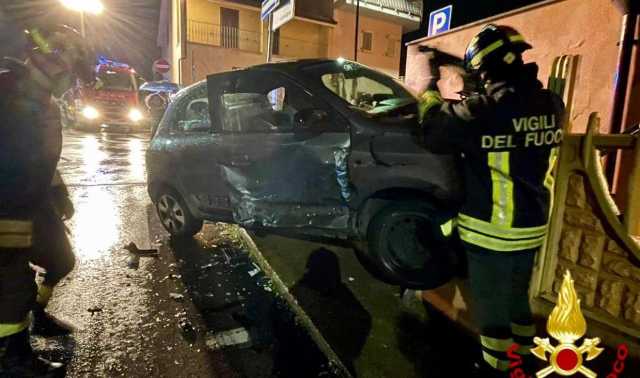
[266,14,274,63]
[80,10,86,38]
[354,0,360,62]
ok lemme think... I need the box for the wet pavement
[46,129,342,378]
[45,129,640,378]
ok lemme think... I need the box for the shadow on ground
[168,225,342,378]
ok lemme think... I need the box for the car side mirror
[294,108,328,130]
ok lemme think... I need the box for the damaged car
[146,59,463,288]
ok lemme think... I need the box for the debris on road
[126,255,140,270]
[87,306,103,315]
[169,293,185,301]
[205,327,253,351]
[124,242,159,257]
[248,263,261,277]
[178,319,197,344]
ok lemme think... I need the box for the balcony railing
[188,20,261,52]
[187,20,329,58]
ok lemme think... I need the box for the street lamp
[59,0,104,37]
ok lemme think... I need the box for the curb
[236,227,353,378]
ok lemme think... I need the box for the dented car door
[207,71,353,232]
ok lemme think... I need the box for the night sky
[0,0,161,79]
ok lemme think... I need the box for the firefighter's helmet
[24,24,94,85]
[464,24,532,73]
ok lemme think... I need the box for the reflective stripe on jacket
[420,63,564,252]
[0,219,33,248]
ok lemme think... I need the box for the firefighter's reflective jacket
[0,62,61,248]
[420,63,564,252]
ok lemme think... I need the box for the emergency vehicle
[61,57,148,132]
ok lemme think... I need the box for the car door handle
[218,159,251,167]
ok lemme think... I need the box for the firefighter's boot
[31,305,73,337]
[0,330,65,377]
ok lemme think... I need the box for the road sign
[153,58,171,74]
[428,5,452,37]
[272,0,295,31]
[261,0,280,20]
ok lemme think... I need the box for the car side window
[174,81,211,133]
[218,72,340,133]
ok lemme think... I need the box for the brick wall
[554,174,640,327]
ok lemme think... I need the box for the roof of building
[339,0,422,18]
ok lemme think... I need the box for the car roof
[206,59,339,80]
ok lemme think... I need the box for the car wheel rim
[158,194,186,234]
[384,214,432,271]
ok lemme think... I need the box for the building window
[385,36,396,57]
[361,31,373,52]
[220,7,239,49]
[272,29,280,55]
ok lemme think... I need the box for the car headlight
[128,108,144,122]
[81,106,100,120]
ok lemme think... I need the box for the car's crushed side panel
[221,140,352,230]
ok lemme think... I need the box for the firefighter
[419,25,564,377]
[0,24,93,376]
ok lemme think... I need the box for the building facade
[158,0,422,84]
[407,0,640,348]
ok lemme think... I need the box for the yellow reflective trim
[459,227,545,252]
[0,220,33,234]
[516,345,533,355]
[481,335,513,352]
[440,219,455,237]
[0,319,30,338]
[544,147,558,191]
[470,40,504,68]
[488,152,514,226]
[0,234,32,248]
[509,34,525,43]
[511,322,537,337]
[0,219,33,248]
[457,214,547,239]
[482,351,511,372]
[37,285,54,306]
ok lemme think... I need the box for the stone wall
[554,174,640,327]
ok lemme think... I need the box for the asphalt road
[48,129,341,378]
[48,129,639,378]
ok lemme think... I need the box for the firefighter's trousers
[0,248,37,336]
[31,206,75,289]
[464,243,538,372]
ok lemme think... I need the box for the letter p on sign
[428,5,452,37]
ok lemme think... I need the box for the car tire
[155,188,203,238]
[360,201,456,289]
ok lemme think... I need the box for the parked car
[146,59,463,288]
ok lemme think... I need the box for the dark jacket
[421,64,564,252]
[0,63,61,217]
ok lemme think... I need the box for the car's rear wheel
[155,188,203,238]
[360,201,456,289]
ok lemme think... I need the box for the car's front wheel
[360,201,457,289]
[155,188,203,238]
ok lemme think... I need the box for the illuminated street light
[59,0,104,37]
[60,0,104,14]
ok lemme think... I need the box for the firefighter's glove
[52,186,75,220]
[418,90,444,123]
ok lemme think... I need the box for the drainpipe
[605,0,639,185]
[354,0,360,62]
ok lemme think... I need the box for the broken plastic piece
[205,327,252,351]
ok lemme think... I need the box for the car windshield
[97,70,135,91]
[305,61,417,120]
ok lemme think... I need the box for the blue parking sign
[428,5,452,37]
